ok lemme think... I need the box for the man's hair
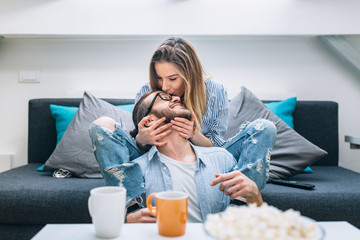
[149,36,206,130]
[130,91,154,138]
[132,91,154,129]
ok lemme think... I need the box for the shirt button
[163,167,167,170]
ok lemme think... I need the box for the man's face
[146,91,192,123]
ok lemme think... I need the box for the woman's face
[154,62,185,97]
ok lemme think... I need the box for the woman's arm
[190,129,213,147]
[171,80,229,147]
[202,80,229,147]
[171,114,213,147]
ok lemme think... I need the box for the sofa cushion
[0,164,105,224]
[2,165,359,228]
[261,166,360,228]
[43,91,135,178]
[225,86,327,180]
[264,97,313,173]
[50,103,135,146]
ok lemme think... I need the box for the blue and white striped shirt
[135,79,229,147]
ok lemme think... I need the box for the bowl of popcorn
[204,203,325,240]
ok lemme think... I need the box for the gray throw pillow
[224,86,327,180]
[43,91,135,178]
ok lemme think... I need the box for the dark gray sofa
[0,98,359,240]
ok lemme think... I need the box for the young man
[89,91,276,223]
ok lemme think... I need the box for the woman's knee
[92,116,116,131]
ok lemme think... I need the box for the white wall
[0,36,360,173]
[1,0,360,36]
[1,0,360,173]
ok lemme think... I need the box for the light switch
[19,70,41,83]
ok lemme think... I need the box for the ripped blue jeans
[89,118,276,206]
[89,123,145,206]
[224,118,276,190]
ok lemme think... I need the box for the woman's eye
[169,78,177,81]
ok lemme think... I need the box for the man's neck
[157,131,196,164]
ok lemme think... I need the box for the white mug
[88,186,126,238]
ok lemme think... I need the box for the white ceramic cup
[88,186,126,238]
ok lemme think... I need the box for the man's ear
[144,115,157,127]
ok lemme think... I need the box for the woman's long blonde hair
[149,36,206,129]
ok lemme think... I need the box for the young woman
[134,36,276,190]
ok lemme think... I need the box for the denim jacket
[134,143,237,221]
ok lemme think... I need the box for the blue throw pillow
[264,97,297,129]
[50,104,135,145]
[37,103,135,172]
[50,104,79,145]
[117,104,135,114]
[302,166,313,173]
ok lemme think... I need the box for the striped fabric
[135,79,229,147]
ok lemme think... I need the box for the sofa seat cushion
[0,164,105,224]
[261,166,360,228]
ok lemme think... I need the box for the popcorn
[204,203,317,240]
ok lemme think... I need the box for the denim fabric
[134,144,236,221]
[89,123,145,206]
[224,119,277,190]
[89,118,276,211]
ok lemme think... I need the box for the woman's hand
[210,171,263,206]
[135,116,172,148]
[171,114,196,140]
[126,208,156,223]
[171,113,213,147]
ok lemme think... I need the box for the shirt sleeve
[135,82,151,104]
[202,80,229,147]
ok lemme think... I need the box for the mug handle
[146,193,157,217]
[88,196,93,217]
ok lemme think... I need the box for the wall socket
[19,70,41,83]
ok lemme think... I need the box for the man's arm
[210,171,263,206]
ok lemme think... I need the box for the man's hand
[136,116,172,148]
[126,208,156,223]
[210,171,263,206]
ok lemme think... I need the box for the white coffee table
[32,222,360,240]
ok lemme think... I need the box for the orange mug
[147,191,188,237]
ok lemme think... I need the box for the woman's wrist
[189,131,213,147]
[135,135,148,150]
[188,127,196,140]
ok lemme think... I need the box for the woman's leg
[89,117,146,206]
[223,119,276,190]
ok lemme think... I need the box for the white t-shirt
[158,152,202,223]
